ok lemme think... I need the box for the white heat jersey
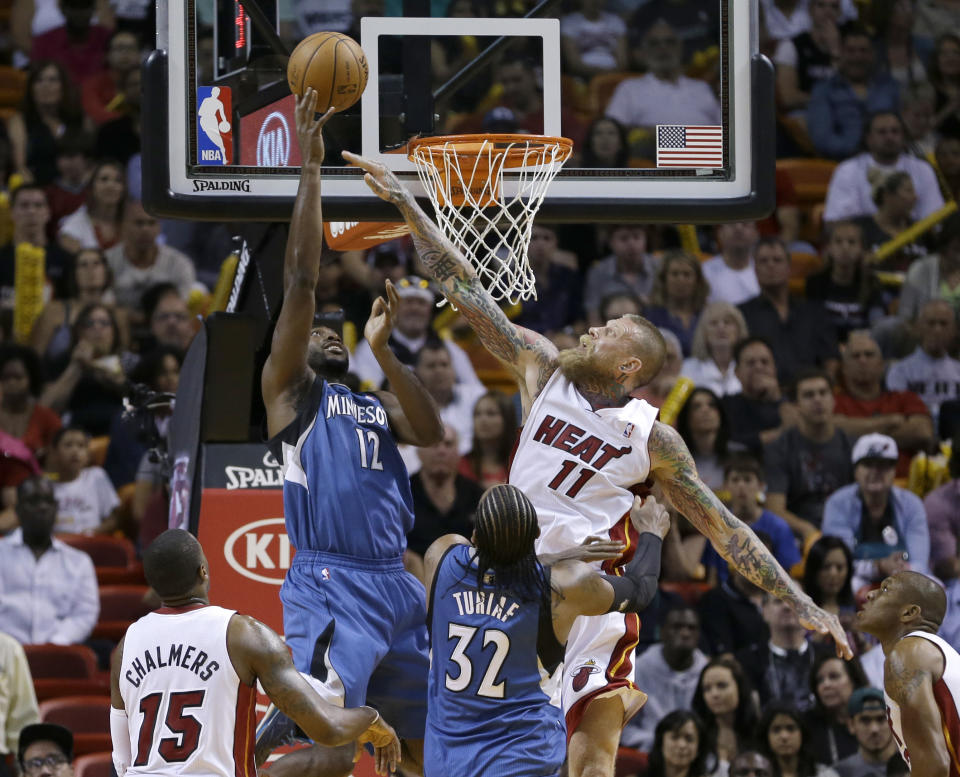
[884,630,960,775]
[119,605,256,777]
[511,370,659,559]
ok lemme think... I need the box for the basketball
[218,121,230,133]
[286,32,369,113]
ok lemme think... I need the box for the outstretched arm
[343,151,558,407]
[647,421,853,658]
[261,90,335,438]
[886,637,950,777]
[366,280,443,446]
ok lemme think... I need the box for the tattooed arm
[647,421,853,658]
[886,637,950,777]
[228,613,401,771]
[343,151,558,409]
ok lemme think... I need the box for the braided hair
[471,484,551,611]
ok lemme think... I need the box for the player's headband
[313,309,345,338]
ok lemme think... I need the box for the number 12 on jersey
[355,428,384,470]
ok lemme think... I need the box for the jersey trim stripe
[607,613,640,685]
[232,683,256,777]
[934,679,960,777]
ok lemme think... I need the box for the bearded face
[556,335,621,388]
[307,327,349,378]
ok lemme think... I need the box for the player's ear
[619,357,642,376]
[899,603,921,623]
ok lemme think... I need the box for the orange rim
[407,133,574,168]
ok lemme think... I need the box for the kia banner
[196,444,286,630]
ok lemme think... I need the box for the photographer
[102,348,179,544]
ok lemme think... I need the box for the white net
[409,135,572,304]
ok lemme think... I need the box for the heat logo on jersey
[571,659,602,692]
[197,86,234,165]
[532,414,632,498]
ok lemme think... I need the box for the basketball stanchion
[408,134,573,304]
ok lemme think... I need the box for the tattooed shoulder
[648,421,696,475]
[887,641,936,702]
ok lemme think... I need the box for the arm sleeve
[111,707,131,777]
[602,533,663,613]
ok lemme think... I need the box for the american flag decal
[656,125,723,168]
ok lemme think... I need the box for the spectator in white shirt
[702,221,761,304]
[351,277,481,391]
[0,477,99,645]
[682,301,748,397]
[605,19,721,133]
[823,112,944,223]
[105,199,197,312]
[50,426,120,535]
[886,300,960,429]
[400,340,485,475]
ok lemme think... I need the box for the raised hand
[353,715,401,776]
[797,600,854,659]
[342,150,412,205]
[364,279,399,353]
[629,495,671,540]
[540,535,626,566]
[295,89,336,166]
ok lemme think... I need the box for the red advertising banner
[238,94,303,168]
[197,488,287,631]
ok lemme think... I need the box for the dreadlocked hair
[471,484,551,611]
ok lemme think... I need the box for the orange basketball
[286,32,369,112]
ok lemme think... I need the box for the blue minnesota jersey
[268,377,413,559]
[425,544,565,777]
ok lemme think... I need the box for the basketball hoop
[408,134,573,304]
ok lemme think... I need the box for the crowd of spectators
[2,0,960,774]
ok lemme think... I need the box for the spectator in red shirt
[30,0,112,86]
[80,29,140,125]
[832,330,933,476]
[0,345,62,465]
[44,130,93,235]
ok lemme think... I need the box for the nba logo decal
[623,423,635,438]
[197,86,233,165]
[320,567,331,581]
[571,659,602,692]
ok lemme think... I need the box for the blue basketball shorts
[279,549,429,740]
